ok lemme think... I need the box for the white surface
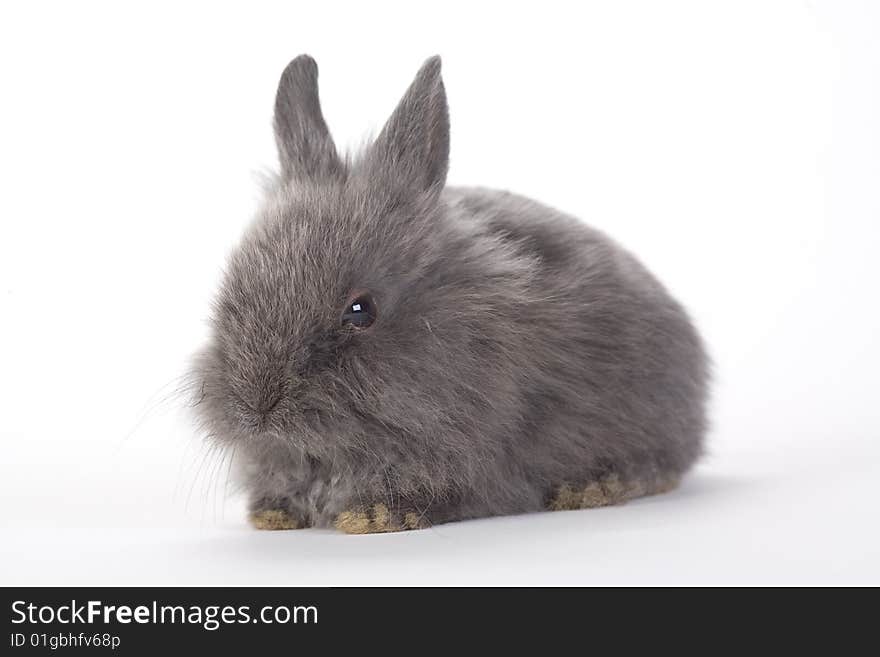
[1,1,878,586]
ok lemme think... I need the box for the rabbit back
[444,186,709,496]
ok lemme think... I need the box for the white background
[1,1,878,585]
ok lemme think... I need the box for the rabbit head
[192,55,530,462]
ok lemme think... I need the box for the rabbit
[190,54,709,534]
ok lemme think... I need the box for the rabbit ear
[274,55,343,182]
[369,56,449,194]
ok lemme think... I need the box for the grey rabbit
[190,55,709,533]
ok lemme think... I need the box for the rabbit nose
[236,387,283,417]
[254,394,282,415]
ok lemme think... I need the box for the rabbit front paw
[334,503,427,535]
[249,508,303,530]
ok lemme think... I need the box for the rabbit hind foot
[548,473,680,511]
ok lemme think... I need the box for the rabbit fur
[190,55,709,533]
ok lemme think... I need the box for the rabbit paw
[548,473,680,511]
[334,503,427,534]
[249,508,302,530]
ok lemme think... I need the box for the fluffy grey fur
[190,55,709,532]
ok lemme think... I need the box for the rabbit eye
[341,294,376,329]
